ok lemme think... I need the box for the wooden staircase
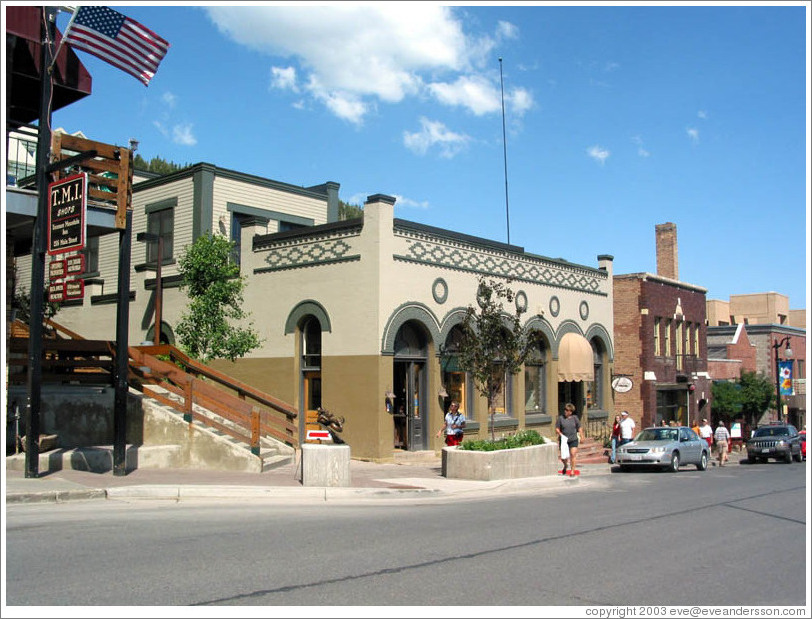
[8,318,300,471]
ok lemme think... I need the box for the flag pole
[47,5,79,74]
[499,57,511,245]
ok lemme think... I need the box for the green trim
[394,255,609,297]
[91,291,135,305]
[193,165,215,240]
[284,300,332,334]
[227,202,314,227]
[381,302,442,355]
[254,255,360,274]
[144,197,177,214]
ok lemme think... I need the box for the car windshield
[636,428,678,442]
[753,427,789,438]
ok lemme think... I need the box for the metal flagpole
[499,57,510,245]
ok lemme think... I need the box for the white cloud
[496,21,519,41]
[687,127,700,144]
[392,194,430,209]
[172,123,197,146]
[271,66,298,92]
[697,110,708,119]
[205,6,528,124]
[587,145,610,164]
[631,135,650,157]
[162,92,177,108]
[428,75,500,116]
[403,117,471,158]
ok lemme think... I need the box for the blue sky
[45,2,809,310]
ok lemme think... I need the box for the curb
[6,489,108,504]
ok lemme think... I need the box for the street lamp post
[772,335,793,423]
[136,232,163,346]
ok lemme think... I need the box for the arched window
[301,316,322,417]
[441,326,469,415]
[524,340,548,414]
[587,338,604,410]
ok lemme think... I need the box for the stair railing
[128,344,299,452]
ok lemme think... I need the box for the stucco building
[17,163,616,461]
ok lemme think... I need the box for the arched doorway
[393,321,429,451]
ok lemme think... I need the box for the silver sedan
[616,426,710,472]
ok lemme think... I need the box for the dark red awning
[5,6,93,127]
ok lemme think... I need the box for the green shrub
[458,430,549,452]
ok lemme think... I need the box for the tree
[133,154,187,175]
[338,200,363,220]
[175,233,261,362]
[738,370,774,427]
[710,371,774,429]
[710,381,742,423]
[454,277,543,441]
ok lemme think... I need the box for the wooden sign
[66,254,85,276]
[48,259,66,281]
[48,281,65,303]
[48,173,86,255]
[65,279,85,300]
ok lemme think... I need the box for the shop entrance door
[393,360,425,451]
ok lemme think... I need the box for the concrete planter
[442,441,559,481]
[302,443,351,487]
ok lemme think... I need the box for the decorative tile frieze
[255,232,360,273]
[394,233,606,294]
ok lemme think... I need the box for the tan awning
[557,332,594,382]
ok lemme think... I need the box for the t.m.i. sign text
[48,173,87,255]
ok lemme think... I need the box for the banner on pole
[778,360,793,396]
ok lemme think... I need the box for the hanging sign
[48,281,65,303]
[48,173,86,255]
[65,279,85,300]
[611,376,634,393]
[66,254,86,276]
[48,259,66,281]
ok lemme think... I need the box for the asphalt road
[4,461,808,610]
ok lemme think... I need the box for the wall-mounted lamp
[438,387,449,398]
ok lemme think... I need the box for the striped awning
[557,332,594,382]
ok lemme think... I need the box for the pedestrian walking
[556,403,583,476]
[437,401,465,446]
[609,414,621,464]
[619,411,635,446]
[714,420,731,466]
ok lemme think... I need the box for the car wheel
[793,451,803,462]
[696,451,708,471]
[784,451,793,464]
[668,452,680,473]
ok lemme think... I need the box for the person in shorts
[555,403,582,476]
[437,401,466,446]
[714,420,730,466]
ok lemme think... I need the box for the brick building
[613,223,711,429]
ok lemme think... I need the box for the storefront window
[524,343,546,413]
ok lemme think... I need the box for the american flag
[63,6,169,86]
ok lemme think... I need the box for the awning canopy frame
[557,332,595,382]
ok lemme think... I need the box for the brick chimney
[655,222,678,280]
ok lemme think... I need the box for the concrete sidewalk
[5,448,747,505]
[4,455,615,504]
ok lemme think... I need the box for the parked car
[616,426,710,472]
[745,424,803,463]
